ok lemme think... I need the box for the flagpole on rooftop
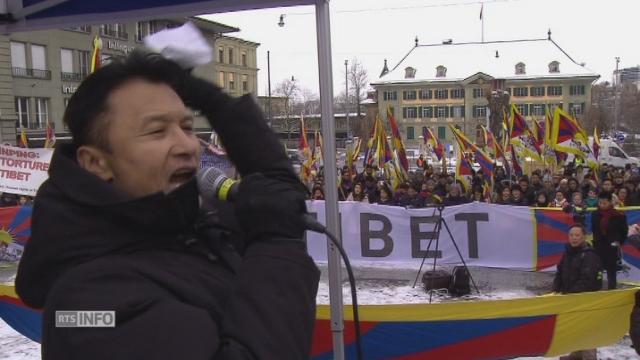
[480,3,484,43]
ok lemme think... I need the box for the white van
[597,138,640,168]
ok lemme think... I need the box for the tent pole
[315,1,344,359]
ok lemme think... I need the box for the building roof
[183,16,239,34]
[372,37,599,86]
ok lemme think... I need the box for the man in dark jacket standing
[15,52,320,359]
[554,224,602,360]
[591,191,627,289]
[553,224,603,294]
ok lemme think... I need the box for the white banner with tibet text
[0,145,53,196]
[305,201,536,270]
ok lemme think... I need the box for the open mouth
[169,168,196,187]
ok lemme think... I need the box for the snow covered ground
[1,263,638,359]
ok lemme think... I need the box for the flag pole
[480,3,485,43]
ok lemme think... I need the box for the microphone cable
[305,217,362,360]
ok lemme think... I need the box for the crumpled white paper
[143,21,213,69]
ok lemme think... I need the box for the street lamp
[345,60,350,141]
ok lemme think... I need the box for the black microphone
[196,167,326,233]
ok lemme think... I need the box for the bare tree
[274,78,300,140]
[348,58,369,119]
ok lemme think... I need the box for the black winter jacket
[591,210,628,269]
[15,145,320,360]
[553,243,603,294]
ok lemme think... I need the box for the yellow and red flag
[44,121,56,148]
[386,106,409,172]
[423,127,444,161]
[90,36,102,73]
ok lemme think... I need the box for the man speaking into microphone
[14,49,320,359]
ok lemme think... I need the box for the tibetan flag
[593,127,600,161]
[90,36,102,73]
[532,119,544,149]
[551,107,589,156]
[473,145,494,180]
[312,130,323,168]
[375,115,393,168]
[482,125,504,160]
[510,145,523,177]
[509,104,528,140]
[19,128,28,148]
[387,106,409,172]
[298,116,312,181]
[363,118,378,166]
[450,126,474,153]
[456,152,473,192]
[423,127,443,161]
[44,121,56,148]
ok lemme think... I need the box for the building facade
[615,66,640,89]
[2,18,258,146]
[371,34,599,148]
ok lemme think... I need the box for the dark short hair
[598,191,613,201]
[568,223,586,234]
[64,51,185,150]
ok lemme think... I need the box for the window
[228,48,234,64]
[419,89,432,100]
[437,126,446,140]
[436,65,447,78]
[451,89,464,99]
[548,86,562,96]
[35,98,49,129]
[550,103,563,111]
[148,21,160,35]
[31,44,46,70]
[569,102,585,115]
[473,105,486,118]
[218,47,224,63]
[403,107,417,118]
[403,90,417,100]
[549,61,560,73]
[15,97,29,129]
[436,106,447,118]
[531,86,545,97]
[422,106,433,118]
[516,104,528,116]
[532,104,545,116]
[10,42,26,69]
[513,87,528,97]
[435,89,448,99]
[78,50,90,76]
[218,72,225,87]
[228,73,235,90]
[407,126,415,140]
[66,25,91,32]
[135,22,149,42]
[452,106,464,118]
[515,62,526,75]
[473,88,484,98]
[100,23,127,39]
[609,147,627,158]
[242,74,248,91]
[405,67,416,79]
[60,49,73,74]
[569,85,585,96]
[241,52,247,67]
[383,91,397,101]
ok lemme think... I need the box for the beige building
[0,17,259,146]
[371,33,599,149]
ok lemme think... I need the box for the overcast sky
[202,0,639,98]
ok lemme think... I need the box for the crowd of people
[307,158,640,212]
[0,192,33,207]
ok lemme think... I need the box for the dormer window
[515,62,526,75]
[549,61,560,73]
[404,66,416,79]
[436,65,447,78]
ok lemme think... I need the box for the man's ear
[76,145,114,182]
